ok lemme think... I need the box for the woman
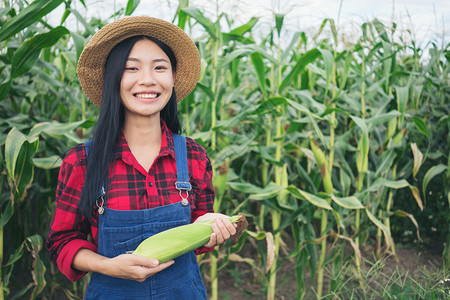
[46,16,237,299]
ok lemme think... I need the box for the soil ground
[205,243,444,299]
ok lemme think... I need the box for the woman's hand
[194,213,237,248]
[73,249,174,282]
[101,254,174,282]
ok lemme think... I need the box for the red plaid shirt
[46,121,215,281]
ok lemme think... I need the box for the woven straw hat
[77,16,200,107]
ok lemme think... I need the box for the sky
[53,0,449,47]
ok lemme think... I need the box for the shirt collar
[116,119,176,164]
[159,119,176,159]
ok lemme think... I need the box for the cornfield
[0,0,449,299]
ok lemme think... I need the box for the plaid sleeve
[46,145,97,281]
[186,138,216,255]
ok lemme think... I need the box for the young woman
[46,16,237,299]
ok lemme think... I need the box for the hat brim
[77,16,200,107]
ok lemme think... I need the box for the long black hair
[79,35,181,220]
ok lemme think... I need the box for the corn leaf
[287,186,332,210]
[5,128,38,185]
[279,48,321,93]
[181,7,217,39]
[365,209,392,248]
[228,17,258,36]
[0,200,14,229]
[11,26,69,79]
[422,164,447,200]
[32,156,62,169]
[125,0,140,16]
[25,235,46,299]
[412,116,429,137]
[331,195,365,209]
[411,143,424,178]
[395,86,409,126]
[393,210,421,241]
[250,52,267,98]
[0,0,64,42]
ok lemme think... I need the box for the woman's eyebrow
[126,57,170,63]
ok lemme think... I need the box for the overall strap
[172,134,192,192]
[84,140,106,212]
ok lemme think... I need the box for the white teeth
[135,93,158,99]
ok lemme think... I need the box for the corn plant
[0,0,448,299]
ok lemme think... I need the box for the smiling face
[120,38,175,121]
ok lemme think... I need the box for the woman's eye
[125,67,138,71]
[155,66,167,70]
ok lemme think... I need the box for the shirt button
[148,182,153,187]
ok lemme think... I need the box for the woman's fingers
[204,232,217,248]
[196,213,240,247]
[209,217,238,246]
[108,254,174,282]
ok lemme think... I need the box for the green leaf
[32,156,62,169]
[0,80,12,101]
[13,143,37,200]
[274,13,284,38]
[125,0,140,15]
[220,47,254,67]
[29,119,94,138]
[365,110,401,127]
[11,26,70,78]
[287,186,332,210]
[5,241,26,267]
[228,182,263,194]
[69,8,95,34]
[412,116,429,137]
[366,178,423,210]
[0,0,64,42]
[422,164,447,200]
[365,209,392,247]
[318,48,334,89]
[368,178,408,191]
[0,200,14,228]
[375,148,396,177]
[5,128,38,181]
[250,183,284,201]
[250,52,267,98]
[258,146,283,167]
[229,17,258,36]
[60,8,71,25]
[279,48,320,93]
[395,86,409,126]
[281,32,301,65]
[331,195,365,209]
[284,98,324,142]
[372,18,390,42]
[26,235,46,298]
[181,7,217,39]
[350,116,369,173]
[411,143,423,178]
[71,31,85,61]
[291,90,325,114]
[335,51,353,98]
[349,115,368,136]
[393,210,421,240]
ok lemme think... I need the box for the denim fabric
[84,203,207,299]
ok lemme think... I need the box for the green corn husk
[132,214,244,263]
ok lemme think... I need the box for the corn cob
[132,214,247,263]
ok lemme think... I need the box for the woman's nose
[138,69,157,85]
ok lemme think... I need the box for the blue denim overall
[83,134,208,299]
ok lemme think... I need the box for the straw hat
[77,16,200,107]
